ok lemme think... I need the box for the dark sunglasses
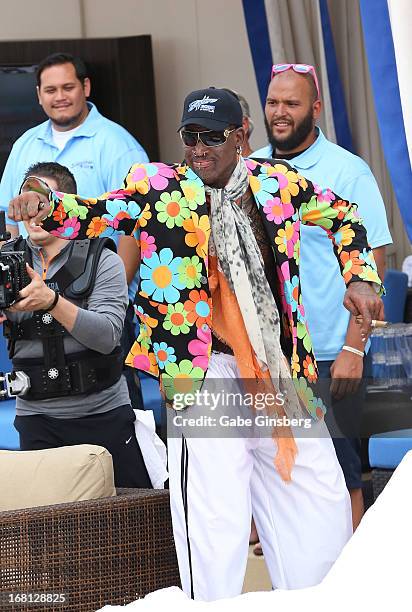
[19,175,52,196]
[179,128,236,148]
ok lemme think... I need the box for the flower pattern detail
[312,396,326,420]
[146,163,177,190]
[57,193,89,219]
[275,220,299,258]
[41,159,383,417]
[263,197,294,223]
[140,248,184,303]
[303,355,317,383]
[135,305,158,337]
[313,183,335,204]
[155,191,191,228]
[178,256,203,289]
[293,239,300,265]
[137,322,151,349]
[270,164,300,202]
[297,321,313,353]
[249,173,280,207]
[180,178,205,210]
[331,199,351,221]
[301,196,338,230]
[86,217,108,238]
[53,203,67,223]
[184,289,212,328]
[332,224,356,254]
[297,174,308,190]
[183,213,211,258]
[340,250,364,283]
[283,275,300,315]
[51,217,80,239]
[102,198,141,231]
[139,231,157,259]
[126,163,176,194]
[153,341,176,370]
[162,359,204,400]
[188,325,211,371]
[125,341,158,376]
[358,249,380,284]
[139,203,152,227]
[293,377,315,417]
[291,350,301,375]
[163,302,192,335]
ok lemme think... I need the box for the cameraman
[1,162,151,488]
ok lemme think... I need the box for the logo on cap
[188,95,218,114]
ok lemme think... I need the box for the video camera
[0,210,31,399]
[0,211,30,309]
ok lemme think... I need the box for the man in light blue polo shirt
[253,64,392,529]
[0,52,148,409]
[0,52,148,233]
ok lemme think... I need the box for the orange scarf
[208,254,276,393]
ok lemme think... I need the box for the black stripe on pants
[181,435,194,599]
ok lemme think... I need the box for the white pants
[168,353,352,601]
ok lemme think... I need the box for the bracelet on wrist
[46,291,59,312]
[342,345,364,358]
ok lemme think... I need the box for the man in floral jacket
[10,88,383,602]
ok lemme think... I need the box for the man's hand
[8,192,51,225]
[343,281,384,340]
[9,264,55,312]
[330,350,363,401]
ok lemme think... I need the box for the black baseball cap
[179,87,243,131]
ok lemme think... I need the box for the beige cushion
[0,444,116,511]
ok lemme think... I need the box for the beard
[51,108,85,129]
[265,108,314,153]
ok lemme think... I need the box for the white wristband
[342,345,364,358]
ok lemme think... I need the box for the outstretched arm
[7,162,166,240]
[283,164,384,337]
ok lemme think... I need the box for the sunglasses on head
[271,63,320,98]
[179,128,236,148]
[19,175,52,196]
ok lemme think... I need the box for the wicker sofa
[0,488,180,612]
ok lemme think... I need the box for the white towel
[134,410,168,489]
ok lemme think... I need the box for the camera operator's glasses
[179,128,236,148]
[19,176,52,196]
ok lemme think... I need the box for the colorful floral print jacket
[42,158,381,419]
